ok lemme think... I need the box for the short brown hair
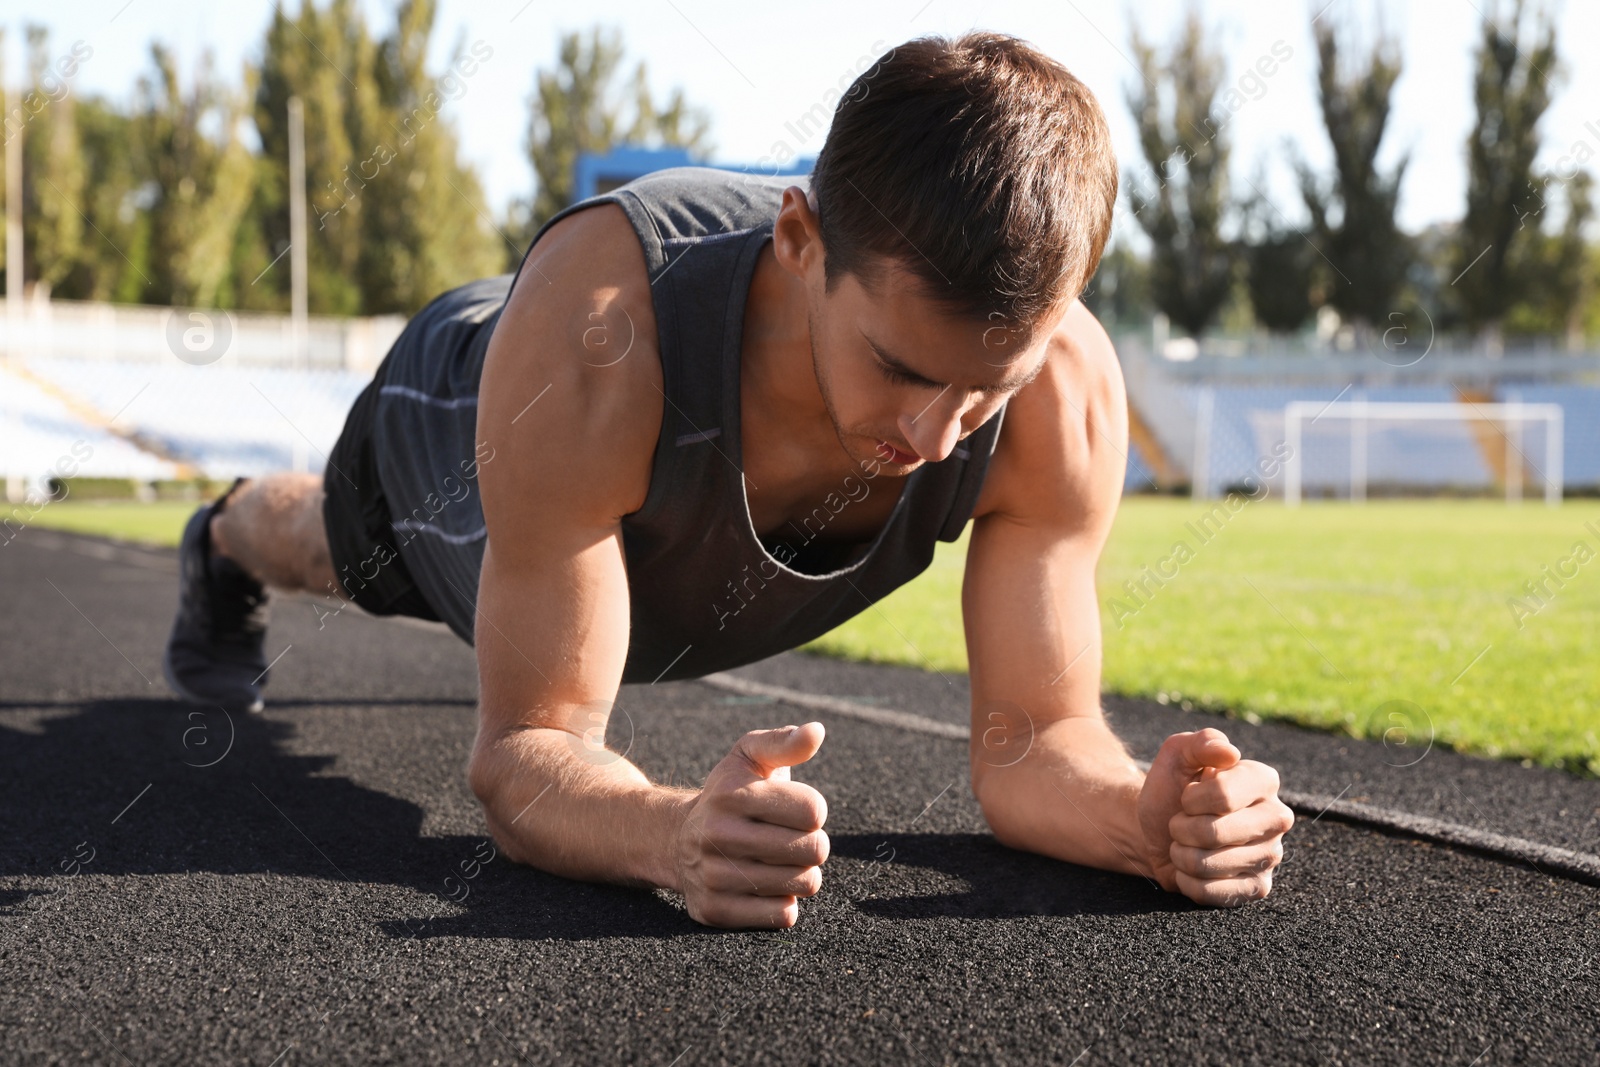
[811,32,1117,330]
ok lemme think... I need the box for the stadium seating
[15,357,369,481]
[1123,373,1593,497]
[0,363,180,492]
[1497,384,1600,487]
[7,339,1596,500]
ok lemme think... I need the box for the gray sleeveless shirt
[371,166,1006,684]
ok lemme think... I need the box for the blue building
[572,145,817,199]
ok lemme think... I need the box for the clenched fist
[674,722,830,929]
[1137,728,1294,906]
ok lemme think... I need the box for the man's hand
[674,722,830,929]
[1137,728,1293,906]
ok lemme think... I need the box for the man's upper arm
[962,301,1128,741]
[472,204,662,740]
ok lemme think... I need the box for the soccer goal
[1283,400,1564,506]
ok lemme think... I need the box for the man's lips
[876,440,920,464]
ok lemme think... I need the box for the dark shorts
[321,360,443,623]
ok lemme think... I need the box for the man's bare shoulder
[971,299,1127,530]
[478,203,665,528]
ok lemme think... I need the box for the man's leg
[209,473,337,596]
[164,472,339,714]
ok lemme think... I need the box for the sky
[2,0,1596,244]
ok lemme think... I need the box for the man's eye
[877,362,930,387]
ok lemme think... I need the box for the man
[164,32,1292,928]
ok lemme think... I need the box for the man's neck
[741,241,828,437]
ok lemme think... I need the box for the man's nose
[902,388,979,463]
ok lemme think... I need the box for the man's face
[805,256,1053,473]
[771,185,1065,472]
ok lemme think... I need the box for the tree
[249,0,501,315]
[1240,191,1316,334]
[1504,170,1593,343]
[61,95,149,303]
[19,26,88,296]
[251,0,379,314]
[1454,0,1559,345]
[512,25,713,261]
[1124,11,1234,338]
[1079,239,1151,330]
[6,27,149,305]
[356,0,502,312]
[1548,172,1595,345]
[131,45,258,307]
[1297,15,1410,333]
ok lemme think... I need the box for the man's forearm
[971,715,1158,882]
[470,725,694,889]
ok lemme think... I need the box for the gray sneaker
[162,482,272,713]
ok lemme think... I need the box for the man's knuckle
[804,830,830,865]
[804,796,827,830]
[722,782,759,809]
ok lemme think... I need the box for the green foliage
[132,45,258,307]
[1503,170,1594,341]
[1296,16,1411,331]
[1240,186,1316,334]
[251,0,376,314]
[72,96,153,304]
[1454,0,1560,339]
[1123,11,1234,339]
[20,26,86,293]
[510,25,713,264]
[1080,239,1152,330]
[251,0,501,314]
[8,3,505,316]
[355,0,503,312]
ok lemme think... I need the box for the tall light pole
[287,95,309,474]
[4,76,24,503]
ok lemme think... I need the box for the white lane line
[700,673,1600,888]
[698,672,968,740]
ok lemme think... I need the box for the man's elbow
[970,762,1031,851]
[466,737,504,811]
[466,733,534,866]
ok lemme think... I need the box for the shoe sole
[162,644,265,715]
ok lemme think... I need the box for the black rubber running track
[2,528,1597,1065]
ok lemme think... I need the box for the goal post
[1283,400,1564,506]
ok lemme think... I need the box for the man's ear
[775,188,825,280]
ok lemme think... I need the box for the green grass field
[21,496,1600,774]
[805,498,1600,776]
[20,500,199,546]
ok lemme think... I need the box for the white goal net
[1282,400,1564,505]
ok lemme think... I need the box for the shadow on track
[2,699,1187,944]
[828,833,1191,921]
[0,698,703,943]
